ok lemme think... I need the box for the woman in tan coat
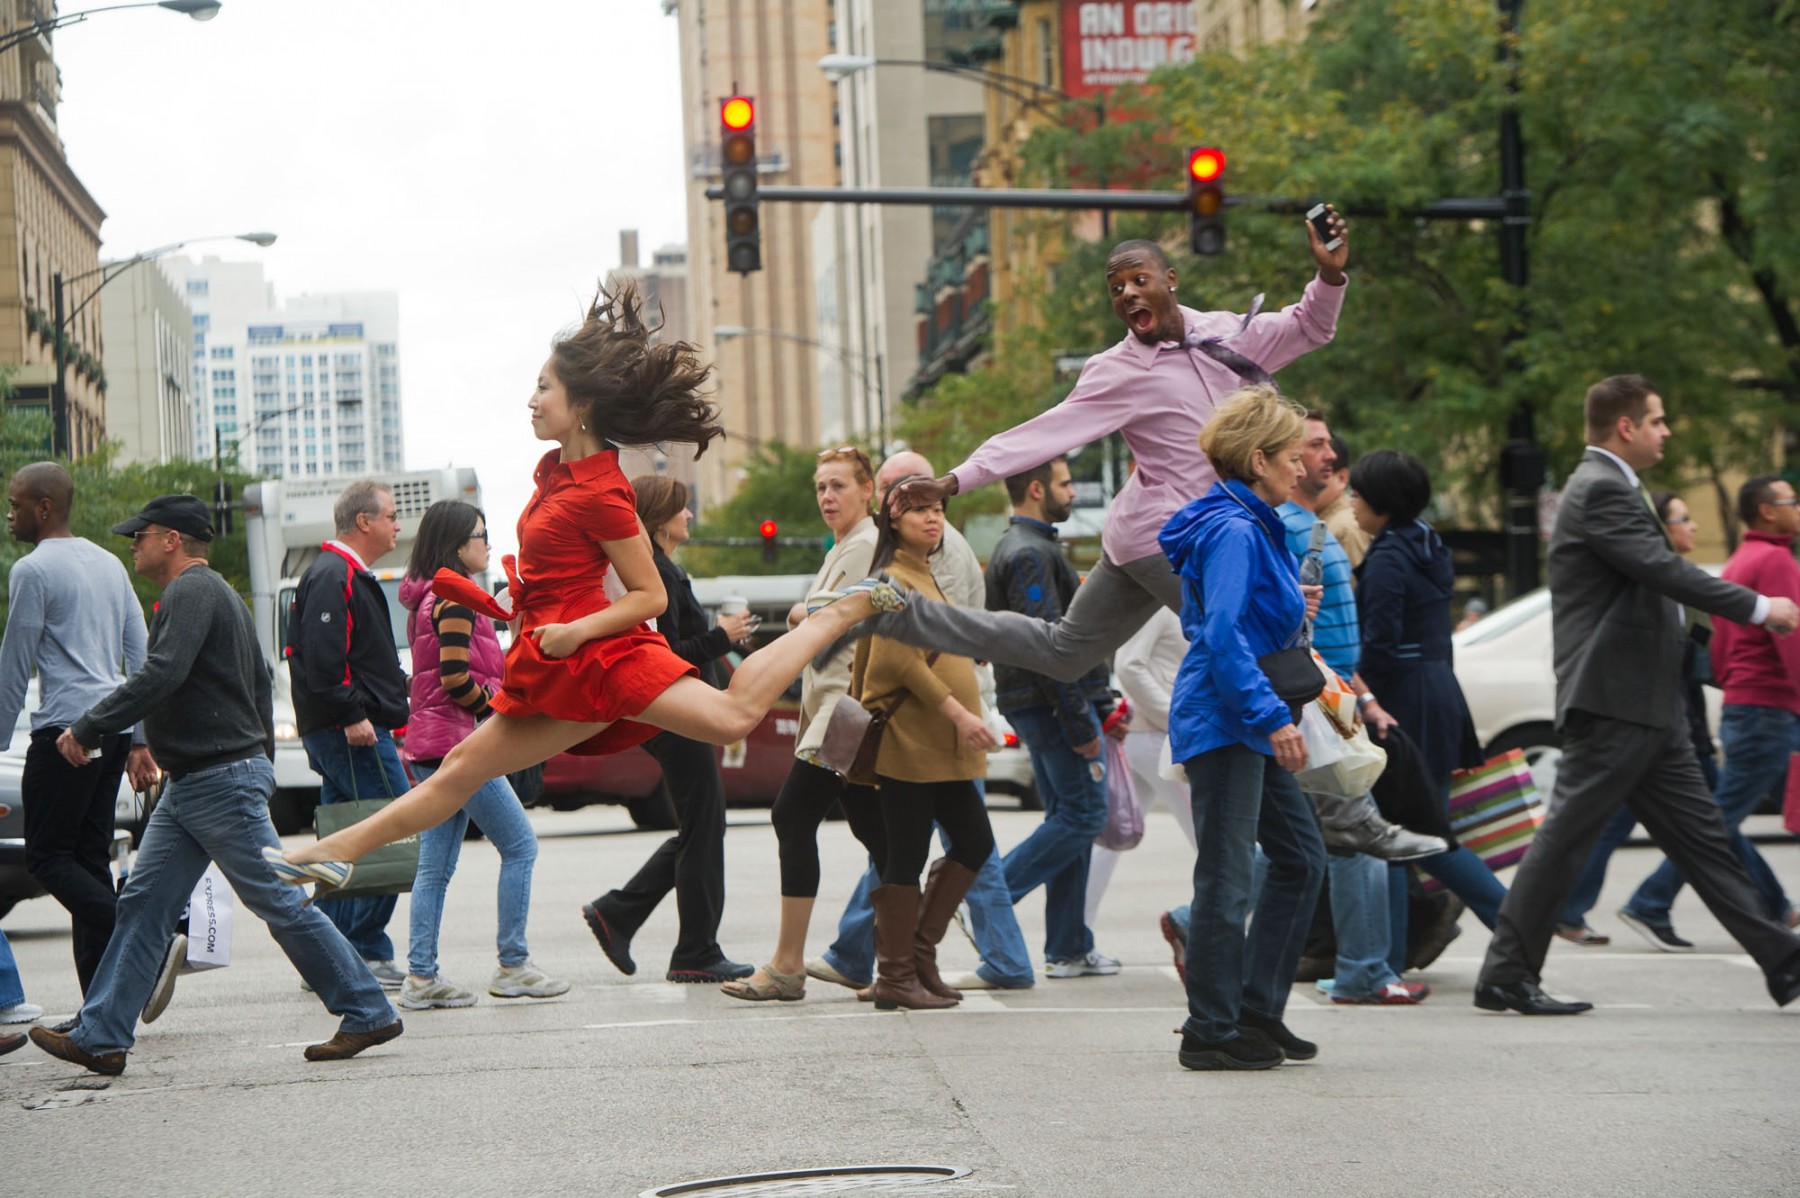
[852,479,997,1010]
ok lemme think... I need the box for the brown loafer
[304,1018,403,1062]
[28,1025,125,1076]
[0,1030,27,1058]
[1555,922,1610,947]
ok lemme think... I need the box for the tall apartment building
[165,256,402,478]
[99,259,193,465]
[669,0,839,510]
[607,229,695,486]
[0,0,106,454]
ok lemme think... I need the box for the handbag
[815,647,939,785]
[312,744,420,901]
[1212,489,1327,719]
[1421,749,1543,893]
[1095,734,1144,850]
[1783,752,1800,837]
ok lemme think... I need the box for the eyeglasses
[131,529,169,544]
[1771,498,1799,508]
[466,530,489,543]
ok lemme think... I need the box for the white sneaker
[141,933,186,1023]
[398,974,477,1010]
[951,901,977,949]
[1044,950,1121,979]
[489,960,571,999]
[0,1002,44,1024]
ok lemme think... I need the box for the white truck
[242,467,484,833]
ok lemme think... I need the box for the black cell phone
[1306,203,1343,251]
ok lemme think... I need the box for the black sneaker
[666,957,754,984]
[1238,1010,1318,1061]
[1177,1028,1283,1071]
[581,902,637,976]
[1617,907,1694,953]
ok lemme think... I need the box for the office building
[99,260,193,465]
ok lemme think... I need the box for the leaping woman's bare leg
[286,713,602,864]
[640,589,878,743]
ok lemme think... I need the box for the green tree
[914,0,1799,531]
[683,441,842,577]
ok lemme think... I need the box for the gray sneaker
[141,933,186,1024]
[399,974,477,1010]
[1045,950,1121,978]
[364,959,406,989]
[489,960,571,999]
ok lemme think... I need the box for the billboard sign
[1061,1,1197,98]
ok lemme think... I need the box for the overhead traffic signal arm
[720,95,761,275]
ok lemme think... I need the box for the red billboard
[1061,1,1198,98]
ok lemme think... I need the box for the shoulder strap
[317,543,360,684]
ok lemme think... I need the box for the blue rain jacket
[1159,479,1307,762]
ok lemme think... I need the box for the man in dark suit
[1476,374,1800,1015]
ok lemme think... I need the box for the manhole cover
[640,1164,971,1197]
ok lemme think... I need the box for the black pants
[868,777,994,886]
[23,728,131,995]
[769,757,881,898]
[1481,712,1800,987]
[594,732,732,968]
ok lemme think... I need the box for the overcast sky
[53,0,690,553]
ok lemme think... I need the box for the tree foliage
[682,441,842,577]
[0,398,260,626]
[903,0,1799,529]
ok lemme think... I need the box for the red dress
[488,448,695,755]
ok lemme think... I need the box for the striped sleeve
[431,599,493,718]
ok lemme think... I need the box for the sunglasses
[817,445,871,464]
[1665,515,1693,526]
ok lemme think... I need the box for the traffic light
[1187,147,1227,257]
[720,95,761,275]
[759,519,778,565]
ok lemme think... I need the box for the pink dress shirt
[950,275,1347,564]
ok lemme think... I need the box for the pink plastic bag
[1096,735,1144,850]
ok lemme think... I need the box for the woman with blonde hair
[1159,384,1327,1071]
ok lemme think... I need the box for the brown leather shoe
[28,1025,125,1075]
[304,1018,403,1062]
[0,1030,27,1058]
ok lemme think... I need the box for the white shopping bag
[1293,702,1388,798]
[183,863,233,971]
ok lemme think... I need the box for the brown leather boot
[915,857,979,1000]
[870,884,957,1010]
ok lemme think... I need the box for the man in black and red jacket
[288,480,412,987]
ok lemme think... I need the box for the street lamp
[713,325,886,452]
[210,400,302,534]
[0,1,222,56]
[53,230,276,457]
[818,53,1075,116]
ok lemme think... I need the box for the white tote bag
[183,863,233,971]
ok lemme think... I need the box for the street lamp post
[51,230,275,457]
[714,325,885,452]
[0,1,221,56]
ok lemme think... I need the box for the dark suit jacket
[1549,450,1758,731]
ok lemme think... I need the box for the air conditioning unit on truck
[242,467,483,834]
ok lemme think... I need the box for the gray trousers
[1479,712,1800,990]
[865,551,1183,683]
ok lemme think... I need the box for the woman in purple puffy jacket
[397,501,570,1010]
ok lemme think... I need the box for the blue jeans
[822,794,1036,989]
[406,763,538,979]
[1329,852,1399,999]
[302,728,408,961]
[1002,705,1109,963]
[0,927,24,1008]
[1628,705,1797,924]
[1561,756,1718,927]
[71,757,393,1055]
[1182,744,1326,1043]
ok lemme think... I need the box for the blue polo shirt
[1278,502,1359,678]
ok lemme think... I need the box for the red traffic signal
[1187,146,1227,257]
[1187,147,1225,183]
[721,95,755,131]
[759,518,779,564]
[759,519,778,539]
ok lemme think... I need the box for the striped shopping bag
[1421,749,1545,893]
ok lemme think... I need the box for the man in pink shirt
[874,217,1350,685]
[1621,473,1800,934]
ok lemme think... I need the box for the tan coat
[796,516,878,755]
[852,550,986,784]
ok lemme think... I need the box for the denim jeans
[406,763,538,979]
[1627,706,1798,923]
[302,727,408,962]
[71,756,393,1055]
[1002,704,1109,963]
[1182,744,1326,1043]
[822,788,1036,989]
[1328,851,1399,999]
[0,927,24,1009]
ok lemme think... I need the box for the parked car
[1451,582,1722,804]
[0,682,139,921]
[537,572,1041,825]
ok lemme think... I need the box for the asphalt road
[2,805,1797,1198]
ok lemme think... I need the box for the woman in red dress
[267,283,901,883]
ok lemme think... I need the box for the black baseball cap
[112,494,216,543]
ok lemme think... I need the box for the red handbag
[1783,752,1800,837]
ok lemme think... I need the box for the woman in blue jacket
[1160,385,1327,1072]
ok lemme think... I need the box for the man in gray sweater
[28,495,400,1075]
[0,462,153,997]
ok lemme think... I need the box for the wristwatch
[1355,692,1377,710]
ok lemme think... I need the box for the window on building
[926,113,985,248]
[922,0,981,60]
[210,346,234,360]
[186,279,209,298]
[1037,17,1054,86]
